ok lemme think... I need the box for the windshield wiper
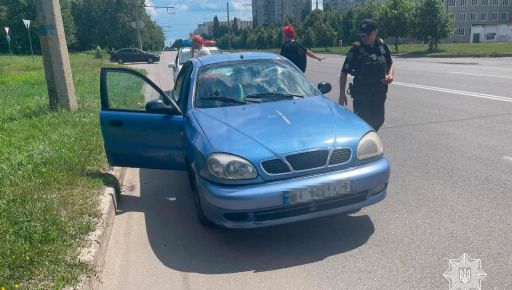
[245,93,305,100]
[200,96,247,104]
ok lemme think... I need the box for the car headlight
[357,132,384,160]
[207,153,258,179]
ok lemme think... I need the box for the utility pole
[36,0,77,111]
[227,2,231,50]
[135,0,143,50]
[281,0,285,25]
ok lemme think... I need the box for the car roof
[179,46,220,52]
[195,52,283,66]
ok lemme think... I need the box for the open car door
[99,67,185,170]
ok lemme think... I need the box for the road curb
[74,167,126,290]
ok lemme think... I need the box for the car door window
[103,69,164,111]
[178,64,194,112]
[172,62,190,102]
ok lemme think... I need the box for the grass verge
[0,53,111,289]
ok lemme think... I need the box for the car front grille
[285,150,329,171]
[329,148,352,165]
[261,159,290,174]
[261,148,353,175]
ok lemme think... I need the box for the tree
[302,27,316,48]
[380,0,415,52]
[213,15,221,38]
[342,9,356,44]
[416,0,453,51]
[171,39,183,48]
[232,17,239,34]
[314,21,336,49]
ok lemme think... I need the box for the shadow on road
[118,168,375,274]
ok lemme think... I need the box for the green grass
[310,42,512,57]
[0,53,112,289]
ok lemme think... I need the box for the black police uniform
[341,38,392,131]
[280,40,308,72]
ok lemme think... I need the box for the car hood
[192,95,371,157]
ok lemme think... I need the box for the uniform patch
[370,54,377,61]
[379,45,386,54]
[347,52,354,60]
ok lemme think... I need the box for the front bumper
[196,158,390,228]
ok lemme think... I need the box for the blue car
[99,52,390,228]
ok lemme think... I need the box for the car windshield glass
[209,49,222,55]
[195,59,320,108]
[179,48,192,64]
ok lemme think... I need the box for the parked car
[110,48,160,64]
[168,46,222,81]
[99,53,390,228]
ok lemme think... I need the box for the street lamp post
[134,1,175,50]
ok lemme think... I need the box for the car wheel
[148,57,154,64]
[187,163,214,227]
[117,58,124,64]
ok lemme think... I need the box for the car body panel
[197,158,390,228]
[100,111,185,170]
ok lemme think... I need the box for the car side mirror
[145,99,177,114]
[318,82,332,94]
[168,63,176,69]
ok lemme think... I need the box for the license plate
[284,180,351,205]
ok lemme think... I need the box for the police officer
[338,19,394,131]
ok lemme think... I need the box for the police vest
[353,40,387,87]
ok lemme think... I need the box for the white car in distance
[168,46,223,81]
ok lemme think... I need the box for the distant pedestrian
[280,26,325,73]
[191,35,211,58]
[338,19,394,131]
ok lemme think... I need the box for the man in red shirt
[280,26,325,73]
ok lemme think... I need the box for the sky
[145,0,323,46]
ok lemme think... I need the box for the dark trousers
[352,93,386,131]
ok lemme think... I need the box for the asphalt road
[100,51,512,289]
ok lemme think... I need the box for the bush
[94,45,104,59]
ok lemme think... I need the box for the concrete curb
[73,167,127,290]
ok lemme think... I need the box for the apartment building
[446,0,512,42]
[323,0,364,11]
[193,20,253,36]
[252,0,312,26]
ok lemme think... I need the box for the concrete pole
[135,0,143,50]
[227,2,231,50]
[36,0,77,111]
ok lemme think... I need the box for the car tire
[187,163,214,227]
[148,57,154,64]
[117,58,124,64]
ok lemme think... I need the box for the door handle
[109,120,123,127]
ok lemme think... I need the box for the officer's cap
[357,19,378,36]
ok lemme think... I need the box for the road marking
[504,156,512,162]
[449,71,512,80]
[392,81,512,103]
